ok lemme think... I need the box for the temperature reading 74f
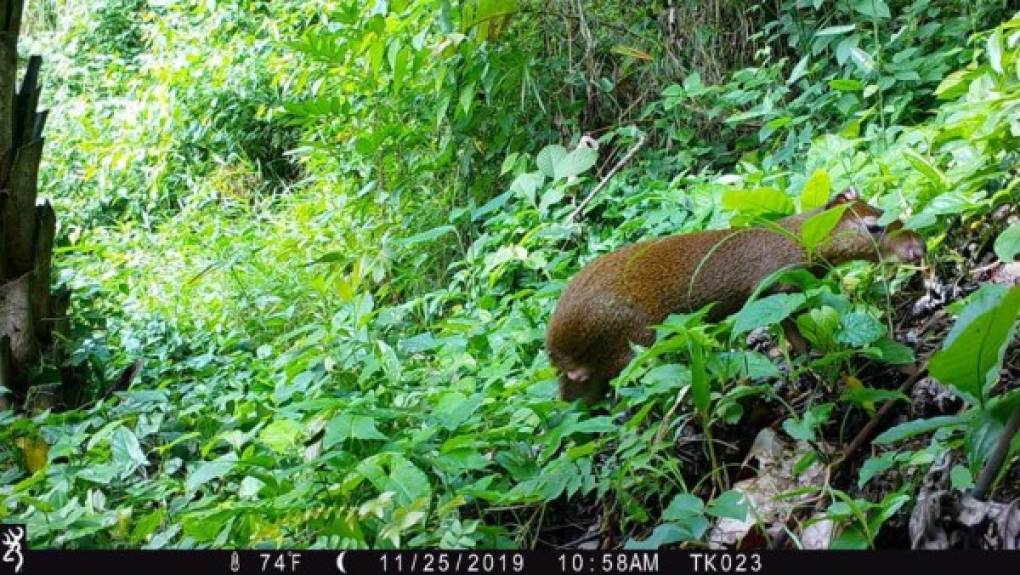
[260,552,302,573]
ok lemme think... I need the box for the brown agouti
[546,189,925,405]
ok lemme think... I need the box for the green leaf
[874,415,969,444]
[624,521,706,549]
[722,188,794,217]
[732,293,806,336]
[800,169,832,210]
[994,222,1020,262]
[553,147,598,180]
[861,337,916,365]
[801,204,848,251]
[324,413,388,448]
[689,342,710,417]
[782,403,833,442]
[259,419,304,453]
[816,24,857,36]
[110,426,148,477]
[536,145,566,178]
[828,78,862,91]
[987,29,1003,74]
[852,0,890,19]
[950,465,975,490]
[902,149,948,190]
[386,455,431,505]
[787,55,809,85]
[849,47,875,72]
[858,454,894,488]
[663,493,705,520]
[837,312,885,347]
[186,453,237,493]
[399,225,457,247]
[707,490,748,521]
[928,284,1020,405]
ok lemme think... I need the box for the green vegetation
[1,0,1019,550]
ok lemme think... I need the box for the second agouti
[546,189,925,405]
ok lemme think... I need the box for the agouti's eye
[866,223,884,234]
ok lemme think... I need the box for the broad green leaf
[722,188,794,217]
[988,29,1004,74]
[536,145,566,178]
[782,403,833,442]
[928,284,1020,405]
[624,521,707,549]
[950,465,975,490]
[386,455,431,505]
[259,419,304,453]
[800,169,832,210]
[186,453,237,493]
[553,147,598,180]
[852,0,890,18]
[858,454,894,488]
[801,204,848,251]
[837,311,885,347]
[732,293,806,336]
[994,222,1020,262]
[110,427,147,477]
[324,413,388,448]
[663,493,705,520]
[706,490,748,521]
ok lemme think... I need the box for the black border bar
[6,549,1020,575]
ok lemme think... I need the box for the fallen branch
[568,132,646,221]
[771,363,928,548]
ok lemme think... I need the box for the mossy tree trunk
[0,0,59,410]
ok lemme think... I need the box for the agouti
[546,189,925,405]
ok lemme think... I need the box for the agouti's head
[815,188,925,265]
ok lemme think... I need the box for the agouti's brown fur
[546,190,925,405]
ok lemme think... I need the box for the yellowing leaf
[16,436,49,473]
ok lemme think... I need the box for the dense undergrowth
[1,0,1019,549]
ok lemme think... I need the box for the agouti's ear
[825,187,860,208]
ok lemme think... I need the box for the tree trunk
[0,0,57,409]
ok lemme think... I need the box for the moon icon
[336,551,347,573]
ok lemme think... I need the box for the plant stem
[972,404,1020,500]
